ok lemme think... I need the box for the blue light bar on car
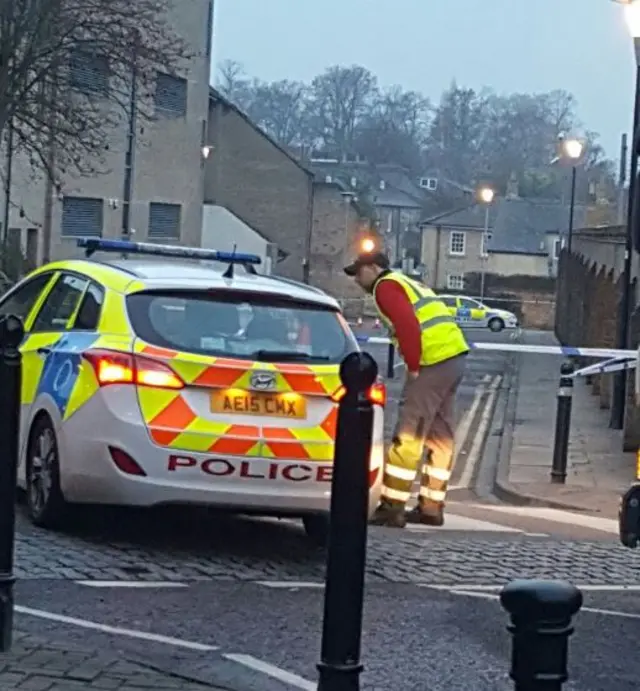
[76,238,262,264]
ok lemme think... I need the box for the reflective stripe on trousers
[380,356,464,507]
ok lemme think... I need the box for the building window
[449,230,466,255]
[149,202,181,239]
[554,238,562,258]
[69,50,109,94]
[26,228,38,268]
[154,72,188,118]
[419,177,438,191]
[61,197,104,237]
[446,274,465,290]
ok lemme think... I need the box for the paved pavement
[9,325,640,689]
[493,330,635,516]
[1,632,222,689]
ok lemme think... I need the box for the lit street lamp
[610,0,640,429]
[478,186,494,301]
[560,137,583,254]
[360,237,375,253]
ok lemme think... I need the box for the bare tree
[308,65,377,154]
[356,86,431,170]
[247,80,310,147]
[216,59,252,109]
[0,0,191,180]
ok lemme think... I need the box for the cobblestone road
[15,507,640,585]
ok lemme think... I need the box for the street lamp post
[560,138,583,254]
[478,186,494,301]
[610,0,640,430]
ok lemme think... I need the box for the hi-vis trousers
[381,354,466,508]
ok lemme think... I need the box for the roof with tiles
[421,197,587,255]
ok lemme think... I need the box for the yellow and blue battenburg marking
[35,333,100,419]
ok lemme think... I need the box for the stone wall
[555,226,639,450]
[465,272,557,329]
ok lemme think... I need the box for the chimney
[506,172,519,199]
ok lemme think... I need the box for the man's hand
[406,370,419,382]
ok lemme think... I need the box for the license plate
[210,390,307,419]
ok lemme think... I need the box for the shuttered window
[69,51,110,93]
[148,203,181,239]
[154,73,188,117]
[61,197,104,237]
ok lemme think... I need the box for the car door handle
[36,347,51,356]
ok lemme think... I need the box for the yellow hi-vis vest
[373,272,469,366]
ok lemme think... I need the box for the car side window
[71,282,105,331]
[0,273,54,323]
[460,298,481,309]
[440,296,457,307]
[31,274,89,332]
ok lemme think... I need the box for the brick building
[2,0,213,264]
[205,88,314,282]
[205,89,369,294]
[308,178,365,301]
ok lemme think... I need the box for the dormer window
[419,177,438,191]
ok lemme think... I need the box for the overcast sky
[212,0,635,164]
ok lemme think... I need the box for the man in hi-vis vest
[344,251,469,527]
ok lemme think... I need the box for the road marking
[405,513,524,533]
[446,589,640,620]
[75,581,188,588]
[454,378,488,452]
[14,606,219,651]
[421,584,640,592]
[474,504,618,534]
[224,654,316,690]
[457,375,501,488]
[256,581,324,589]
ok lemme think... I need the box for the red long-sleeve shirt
[375,280,422,372]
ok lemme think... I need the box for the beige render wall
[489,253,549,277]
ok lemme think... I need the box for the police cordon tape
[354,335,638,378]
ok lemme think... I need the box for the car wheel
[488,317,504,333]
[302,514,330,547]
[26,416,68,529]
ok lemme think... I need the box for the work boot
[369,499,407,528]
[406,499,445,527]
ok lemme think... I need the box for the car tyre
[26,416,68,529]
[302,514,330,547]
[488,317,504,333]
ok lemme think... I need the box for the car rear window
[126,290,358,363]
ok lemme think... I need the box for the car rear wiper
[253,349,331,362]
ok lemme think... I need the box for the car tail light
[108,446,147,476]
[330,381,386,406]
[83,349,184,389]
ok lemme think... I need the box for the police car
[2,239,384,543]
[437,294,519,332]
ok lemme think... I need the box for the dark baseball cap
[343,251,390,276]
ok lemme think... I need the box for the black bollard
[551,361,574,484]
[619,482,640,548]
[0,314,24,653]
[317,351,378,691]
[500,579,583,690]
[386,342,394,379]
